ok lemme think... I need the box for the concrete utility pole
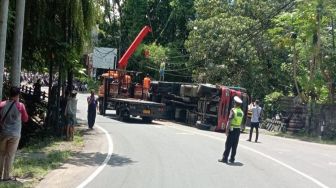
[0,0,9,99]
[10,0,26,87]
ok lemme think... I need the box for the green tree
[185,0,294,99]
[269,0,336,103]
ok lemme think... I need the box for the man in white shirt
[247,100,262,142]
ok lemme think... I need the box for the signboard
[92,47,117,69]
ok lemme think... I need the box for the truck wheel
[142,117,153,123]
[209,125,217,131]
[99,99,105,115]
[119,109,130,122]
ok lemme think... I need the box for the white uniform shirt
[251,105,262,123]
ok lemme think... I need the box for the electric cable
[144,65,193,78]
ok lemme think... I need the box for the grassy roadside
[0,128,85,188]
[264,131,336,145]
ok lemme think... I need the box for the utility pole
[0,0,9,99]
[10,0,26,87]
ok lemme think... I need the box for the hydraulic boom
[118,26,152,69]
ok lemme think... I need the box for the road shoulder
[37,124,108,188]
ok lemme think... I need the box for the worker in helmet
[159,61,166,81]
[143,74,151,100]
[218,96,244,164]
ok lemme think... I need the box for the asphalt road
[76,94,336,188]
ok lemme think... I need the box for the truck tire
[99,99,105,115]
[118,109,130,122]
[116,108,120,116]
[142,117,153,123]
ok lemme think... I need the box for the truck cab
[196,86,249,132]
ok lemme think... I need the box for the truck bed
[107,97,164,106]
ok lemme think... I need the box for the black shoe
[247,139,251,142]
[218,159,228,163]
[229,159,235,163]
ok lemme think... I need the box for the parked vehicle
[98,71,165,123]
[97,26,166,123]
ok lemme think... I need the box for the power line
[240,1,296,46]
[144,65,193,78]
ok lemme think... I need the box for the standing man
[247,100,262,142]
[159,61,166,81]
[87,90,98,130]
[219,96,244,164]
[33,78,42,102]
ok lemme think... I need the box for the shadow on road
[67,152,136,168]
[227,162,244,167]
[99,113,161,125]
[108,154,137,167]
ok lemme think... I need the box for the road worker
[219,96,244,164]
[159,61,166,81]
[143,74,151,100]
[119,73,132,97]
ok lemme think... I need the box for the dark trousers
[223,128,240,161]
[249,122,259,142]
[88,110,96,128]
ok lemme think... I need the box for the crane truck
[98,26,165,123]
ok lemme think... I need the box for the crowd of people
[20,73,49,86]
[7,71,88,92]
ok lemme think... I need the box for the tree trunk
[331,16,335,104]
[10,0,26,87]
[293,41,306,103]
[46,54,53,128]
[55,64,62,134]
[67,69,73,92]
[0,0,9,99]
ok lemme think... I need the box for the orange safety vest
[123,75,131,87]
[143,77,151,89]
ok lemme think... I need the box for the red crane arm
[118,26,152,69]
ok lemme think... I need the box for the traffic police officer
[219,96,244,164]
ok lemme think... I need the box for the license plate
[143,110,151,114]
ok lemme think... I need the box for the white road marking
[176,132,195,135]
[76,124,114,188]
[169,125,330,188]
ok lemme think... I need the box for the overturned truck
[150,82,249,132]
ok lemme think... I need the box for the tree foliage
[4,0,97,73]
[97,0,194,81]
[269,0,336,103]
[185,0,294,99]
